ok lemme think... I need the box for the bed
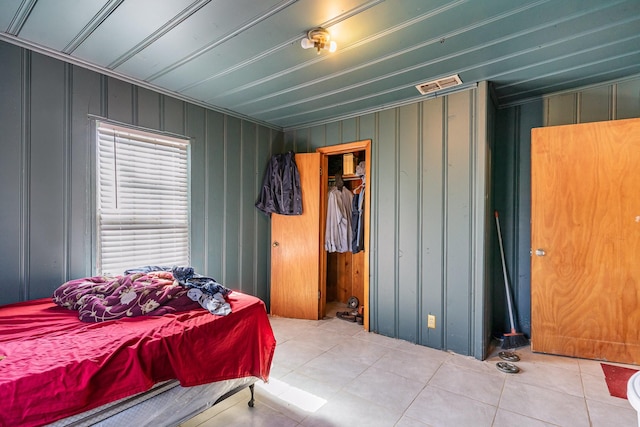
[0,278,276,427]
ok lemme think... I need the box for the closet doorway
[318,140,371,331]
[270,140,371,330]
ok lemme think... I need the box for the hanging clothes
[255,151,302,216]
[351,161,366,253]
[325,186,353,253]
[351,186,365,253]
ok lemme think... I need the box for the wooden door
[270,153,322,320]
[531,118,640,364]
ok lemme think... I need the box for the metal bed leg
[247,384,255,408]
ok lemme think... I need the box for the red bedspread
[0,292,276,427]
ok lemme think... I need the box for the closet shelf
[328,174,362,182]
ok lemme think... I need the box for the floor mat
[601,363,639,399]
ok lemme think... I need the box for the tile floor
[181,304,638,427]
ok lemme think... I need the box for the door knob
[272,241,279,247]
[535,249,546,256]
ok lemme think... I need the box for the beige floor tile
[519,347,581,372]
[269,316,320,343]
[587,398,638,427]
[447,353,506,377]
[579,358,608,377]
[327,336,392,366]
[185,316,640,427]
[492,408,556,427]
[271,339,327,370]
[499,381,590,426]
[300,389,402,426]
[317,316,363,336]
[394,415,433,426]
[506,361,585,397]
[582,371,635,409]
[277,370,345,401]
[344,365,425,412]
[290,326,351,351]
[352,328,405,349]
[428,362,505,406]
[296,350,370,383]
[253,377,325,423]
[373,347,444,383]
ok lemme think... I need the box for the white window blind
[96,122,190,276]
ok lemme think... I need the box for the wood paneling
[326,250,364,306]
[285,84,491,358]
[351,251,365,307]
[531,118,640,364]
[186,103,207,274]
[255,126,274,306]
[421,98,445,350]
[136,87,161,129]
[224,116,242,286]
[270,153,321,320]
[444,91,473,355]
[326,253,338,302]
[398,103,420,343]
[240,121,258,295]
[0,42,24,305]
[0,42,276,306]
[205,110,226,278]
[29,53,66,297]
[69,66,101,280]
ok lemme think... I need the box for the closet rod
[328,175,363,182]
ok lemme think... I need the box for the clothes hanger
[334,172,344,191]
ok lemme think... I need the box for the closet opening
[317,140,371,330]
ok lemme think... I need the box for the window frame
[92,119,191,276]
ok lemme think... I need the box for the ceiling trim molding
[282,82,478,132]
[497,70,640,110]
[0,34,282,132]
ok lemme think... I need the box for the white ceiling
[1,0,639,130]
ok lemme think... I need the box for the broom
[494,210,529,350]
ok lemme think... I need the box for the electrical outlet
[427,314,436,329]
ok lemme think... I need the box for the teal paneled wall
[285,84,493,358]
[492,101,542,339]
[0,40,279,306]
[493,75,640,338]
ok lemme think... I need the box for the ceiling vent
[415,74,462,95]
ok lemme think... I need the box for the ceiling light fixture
[301,28,337,54]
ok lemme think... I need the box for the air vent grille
[415,74,462,95]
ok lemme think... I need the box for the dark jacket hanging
[255,151,303,216]
[351,188,365,253]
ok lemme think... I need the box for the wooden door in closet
[531,118,640,364]
[270,153,322,320]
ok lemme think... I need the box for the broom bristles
[501,330,529,350]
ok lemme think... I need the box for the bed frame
[49,377,258,426]
[1,292,276,427]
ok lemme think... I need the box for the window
[96,122,190,276]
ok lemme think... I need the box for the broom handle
[495,211,517,331]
